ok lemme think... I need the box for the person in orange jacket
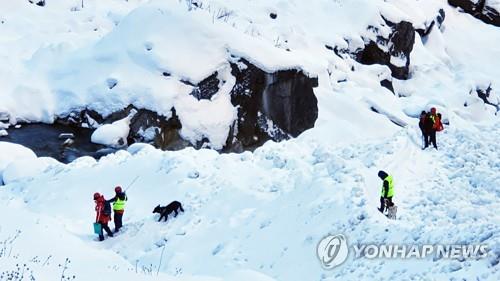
[434,113,444,132]
[94,192,114,241]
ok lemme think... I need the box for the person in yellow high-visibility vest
[107,186,128,233]
[377,170,394,213]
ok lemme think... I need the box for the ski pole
[124,175,140,192]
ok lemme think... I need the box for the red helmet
[115,186,122,193]
[93,192,101,200]
[431,107,437,114]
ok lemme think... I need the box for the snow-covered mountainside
[0,0,499,280]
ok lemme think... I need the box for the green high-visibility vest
[113,197,127,211]
[381,175,394,197]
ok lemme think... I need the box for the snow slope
[0,122,499,280]
[0,0,500,280]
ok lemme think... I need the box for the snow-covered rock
[91,116,132,147]
[0,142,37,183]
[2,157,60,184]
[449,0,500,26]
[127,143,157,155]
[354,20,416,79]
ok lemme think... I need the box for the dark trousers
[99,222,113,241]
[114,212,123,232]
[422,131,428,148]
[379,197,393,213]
[425,131,437,149]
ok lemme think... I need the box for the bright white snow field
[0,0,499,280]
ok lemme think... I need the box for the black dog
[153,201,184,222]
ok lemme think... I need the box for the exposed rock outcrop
[228,59,318,149]
[449,0,500,27]
[355,20,416,80]
[474,84,499,112]
[55,60,319,153]
[56,106,185,150]
[28,0,45,7]
[380,79,395,93]
[56,109,103,129]
[189,72,220,100]
[416,9,446,39]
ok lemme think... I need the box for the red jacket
[95,197,111,224]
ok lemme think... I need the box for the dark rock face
[56,106,186,150]
[55,60,318,153]
[380,79,395,93]
[101,106,186,150]
[355,20,416,80]
[475,85,499,112]
[229,61,269,147]
[146,110,188,151]
[449,0,500,27]
[56,109,104,128]
[190,72,220,100]
[437,8,446,26]
[261,70,319,136]
[28,0,45,7]
[228,59,318,149]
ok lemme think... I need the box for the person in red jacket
[94,192,114,241]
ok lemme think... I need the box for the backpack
[103,201,112,216]
[433,115,444,131]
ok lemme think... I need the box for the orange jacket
[433,115,444,131]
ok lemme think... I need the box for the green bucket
[93,222,102,234]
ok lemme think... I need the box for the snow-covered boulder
[91,116,131,147]
[127,143,157,155]
[2,157,60,184]
[0,142,37,184]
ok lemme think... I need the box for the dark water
[1,123,118,163]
